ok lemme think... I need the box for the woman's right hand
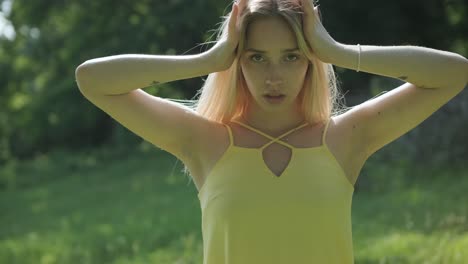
[205,0,246,72]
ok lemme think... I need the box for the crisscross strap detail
[322,117,332,146]
[230,120,310,150]
[223,123,234,147]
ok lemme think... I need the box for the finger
[229,4,238,30]
[314,5,322,21]
[231,0,246,29]
[301,0,316,17]
[301,0,312,14]
[237,0,247,13]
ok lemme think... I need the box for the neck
[238,107,307,136]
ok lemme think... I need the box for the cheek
[240,63,262,91]
[240,61,259,78]
[240,60,309,91]
[285,63,309,83]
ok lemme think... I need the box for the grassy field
[1,143,467,264]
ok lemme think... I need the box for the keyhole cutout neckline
[230,120,310,150]
[229,119,327,177]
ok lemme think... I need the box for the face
[240,16,310,113]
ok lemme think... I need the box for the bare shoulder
[327,112,369,186]
[184,113,369,190]
[182,119,229,190]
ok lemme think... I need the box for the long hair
[194,0,351,123]
[166,0,351,179]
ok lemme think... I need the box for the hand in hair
[205,0,247,72]
[301,0,340,63]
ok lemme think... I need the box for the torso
[184,117,368,192]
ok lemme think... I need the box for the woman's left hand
[301,0,340,63]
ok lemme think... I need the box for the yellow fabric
[197,117,355,264]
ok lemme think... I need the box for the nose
[265,79,282,85]
[265,64,283,86]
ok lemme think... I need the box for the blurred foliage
[1,145,468,263]
[0,0,467,167]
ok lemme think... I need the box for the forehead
[245,16,298,51]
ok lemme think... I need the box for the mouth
[263,94,286,103]
[264,92,285,97]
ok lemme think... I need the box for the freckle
[378,111,381,115]
[353,125,356,129]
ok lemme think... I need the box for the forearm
[330,43,468,89]
[75,52,215,95]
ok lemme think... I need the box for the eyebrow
[245,48,299,53]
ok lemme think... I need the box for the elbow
[463,58,468,85]
[444,56,468,90]
[455,59,468,90]
[454,54,468,86]
[75,61,91,82]
[75,61,95,93]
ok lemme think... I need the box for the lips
[263,94,286,104]
[264,94,285,98]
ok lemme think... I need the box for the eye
[249,53,300,63]
[286,54,300,61]
[249,54,264,62]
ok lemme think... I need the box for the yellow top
[197,117,355,264]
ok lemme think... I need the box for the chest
[186,121,365,192]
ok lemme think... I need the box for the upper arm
[78,87,209,162]
[348,81,466,160]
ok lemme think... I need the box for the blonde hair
[166,0,351,179]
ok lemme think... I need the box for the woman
[75,0,468,263]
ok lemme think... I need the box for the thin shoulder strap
[222,124,233,147]
[322,117,332,146]
[231,120,309,150]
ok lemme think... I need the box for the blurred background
[1,0,467,263]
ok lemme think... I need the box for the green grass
[1,142,467,263]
